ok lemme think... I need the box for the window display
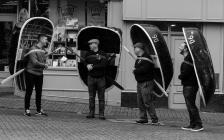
[48,26,78,67]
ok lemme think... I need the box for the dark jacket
[133,54,154,83]
[85,50,107,78]
[26,45,47,76]
[178,54,198,87]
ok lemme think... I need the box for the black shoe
[191,125,204,132]
[35,110,48,116]
[181,125,194,131]
[151,120,159,124]
[24,109,31,117]
[99,116,106,120]
[86,115,95,119]
[136,119,148,124]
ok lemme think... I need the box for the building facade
[0,0,224,110]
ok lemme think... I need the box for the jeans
[183,86,202,127]
[25,71,43,112]
[137,81,158,121]
[87,76,106,116]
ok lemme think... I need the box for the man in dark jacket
[85,38,107,120]
[24,34,48,117]
[178,42,203,132]
[133,42,159,124]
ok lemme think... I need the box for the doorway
[167,23,202,109]
[168,34,186,109]
[0,14,16,88]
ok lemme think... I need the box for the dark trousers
[87,76,106,116]
[25,71,43,112]
[137,81,158,121]
[183,86,202,127]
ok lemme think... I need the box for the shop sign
[87,2,105,26]
[58,5,78,27]
[0,5,17,13]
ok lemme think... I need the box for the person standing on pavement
[24,34,48,117]
[85,38,107,120]
[133,42,159,124]
[178,42,204,132]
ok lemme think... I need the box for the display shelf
[47,66,77,71]
[47,26,78,68]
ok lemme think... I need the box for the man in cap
[178,42,203,132]
[85,38,107,120]
[133,42,159,124]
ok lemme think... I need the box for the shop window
[47,0,108,68]
[215,73,219,90]
[30,0,49,17]
[0,22,13,71]
[0,3,17,13]
[86,1,107,26]
[58,4,78,27]
[48,27,78,68]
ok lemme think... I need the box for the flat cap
[88,39,100,44]
[134,42,145,50]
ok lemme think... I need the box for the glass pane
[0,5,17,13]
[0,22,13,71]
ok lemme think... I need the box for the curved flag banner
[183,27,216,106]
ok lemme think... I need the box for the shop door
[168,35,187,109]
[168,35,201,109]
[0,14,16,72]
[0,14,16,88]
[0,21,13,71]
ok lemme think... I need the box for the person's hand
[87,64,93,71]
[132,68,136,74]
[44,64,48,69]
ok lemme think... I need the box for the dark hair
[134,42,145,50]
[38,34,47,41]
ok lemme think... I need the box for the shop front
[122,0,224,110]
[1,0,224,110]
[9,0,123,106]
[0,2,17,92]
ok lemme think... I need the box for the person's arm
[133,61,154,74]
[85,52,94,71]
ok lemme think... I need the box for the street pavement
[0,91,224,139]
